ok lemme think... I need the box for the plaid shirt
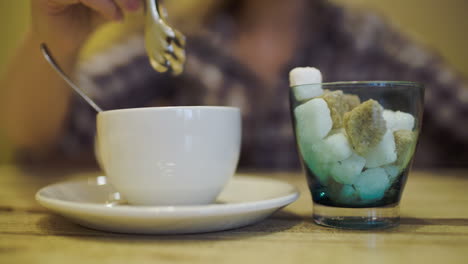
[61,1,468,168]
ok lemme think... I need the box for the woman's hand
[30,0,142,56]
[1,0,141,152]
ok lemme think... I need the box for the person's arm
[0,0,141,154]
[1,31,76,152]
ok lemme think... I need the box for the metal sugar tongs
[145,0,186,75]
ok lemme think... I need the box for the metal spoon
[40,43,103,113]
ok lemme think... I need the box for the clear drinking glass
[290,81,424,229]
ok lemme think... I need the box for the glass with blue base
[290,81,424,229]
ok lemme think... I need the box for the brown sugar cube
[343,99,386,155]
[321,91,362,129]
[393,130,415,168]
[343,94,361,111]
[321,90,347,129]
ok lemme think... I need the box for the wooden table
[1,165,467,263]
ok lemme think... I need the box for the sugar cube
[294,98,333,146]
[383,110,415,131]
[312,132,353,163]
[321,90,347,129]
[355,168,390,201]
[293,84,324,102]
[343,94,361,110]
[330,153,366,184]
[320,91,362,129]
[383,165,400,184]
[289,67,322,86]
[393,129,416,169]
[301,147,331,186]
[364,130,397,168]
[343,99,387,156]
[310,162,331,186]
[289,67,324,101]
[336,184,360,205]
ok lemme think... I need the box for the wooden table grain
[0,165,467,264]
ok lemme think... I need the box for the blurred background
[0,0,467,164]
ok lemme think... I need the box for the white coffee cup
[96,106,241,205]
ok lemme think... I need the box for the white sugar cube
[294,98,332,146]
[330,153,366,184]
[383,110,415,131]
[364,130,397,168]
[313,132,353,163]
[309,161,331,186]
[301,146,331,186]
[337,184,360,204]
[289,67,324,101]
[289,67,323,86]
[383,165,400,184]
[355,168,390,201]
[293,84,324,102]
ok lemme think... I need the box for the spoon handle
[40,43,103,113]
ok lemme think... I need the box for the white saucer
[36,175,300,234]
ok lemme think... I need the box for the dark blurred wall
[331,0,468,79]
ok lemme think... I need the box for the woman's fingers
[80,0,123,21]
[114,0,141,12]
